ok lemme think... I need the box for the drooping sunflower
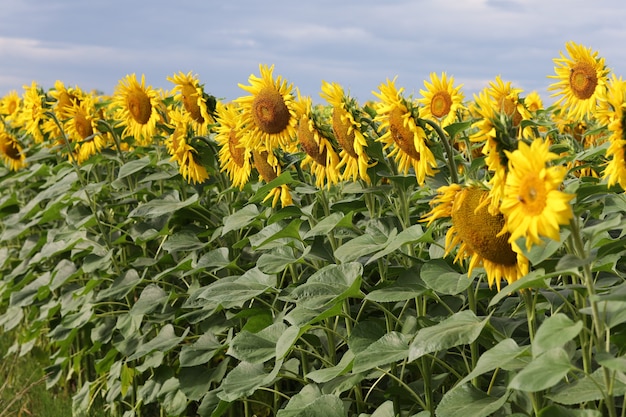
[293,93,341,189]
[598,75,626,189]
[64,95,106,164]
[252,149,292,208]
[320,80,372,183]
[373,77,437,185]
[418,72,465,127]
[214,101,253,189]
[166,108,209,185]
[235,64,298,161]
[423,184,529,291]
[168,71,216,136]
[0,125,27,171]
[500,139,574,250]
[548,41,610,121]
[113,74,162,146]
[48,80,84,120]
[20,81,47,143]
[0,90,21,123]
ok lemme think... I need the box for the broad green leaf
[257,246,307,274]
[72,381,91,417]
[130,284,168,316]
[250,171,295,204]
[180,333,224,367]
[96,269,140,301]
[334,228,392,263]
[179,366,215,401]
[519,231,569,265]
[436,384,509,417]
[306,350,355,383]
[162,230,206,252]
[420,259,471,295]
[115,156,152,181]
[129,191,199,218]
[489,269,550,307]
[353,331,410,373]
[195,248,232,272]
[217,360,282,402]
[365,267,428,302]
[546,368,626,405]
[370,400,395,417]
[276,384,345,417]
[409,311,488,362]
[276,325,303,360]
[532,314,583,357]
[249,219,303,249]
[222,204,261,235]
[227,322,288,363]
[509,348,573,392]
[456,338,530,388]
[367,224,425,264]
[596,352,626,372]
[303,212,352,239]
[538,405,602,417]
[580,300,626,328]
[127,324,188,361]
[9,273,50,307]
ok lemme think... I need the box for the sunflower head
[418,72,465,127]
[168,71,216,135]
[0,127,27,171]
[113,74,161,146]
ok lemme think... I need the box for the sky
[1,0,626,106]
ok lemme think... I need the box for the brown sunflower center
[298,117,327,166]
[7,100,18,115]
[431,91,453,119]
[389,108,421,160]
[452,187,518,266]
[57,91,79,113]
[74,111,94,140]
[181,84,204,124]
[499,96,523,126]
[516,174,547,215]
[569,62,598,100]
[251,88,290,134]
[332,108,357,158]
[127,89,152,125]
[253,150,277,182]
[228,130,246,168]
[3,138,21,161]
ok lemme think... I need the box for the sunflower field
[1,40,626,417]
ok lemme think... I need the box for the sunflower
[487,76,530,126]
[168,71,215,136]
[598,75,626,189]
[418,72,465,127]
[252,149,292,207]
[293,93,341,189]
[214,102,253,189]
[235,64,298,161]
[166,108,209,184]
[20,81,47,143]
[524,91,544,113]
[113,74,162,146]
[64,95,106,164]
[548,41,610,121]
[500,139,574,250]
[373,77,437,185]
[0,90,21,123]
[48,80,85,120]
[423,184,528,291]
[0,125,27,171]
[320,80,372,183]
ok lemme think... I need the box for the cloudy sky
[1,0,625,106]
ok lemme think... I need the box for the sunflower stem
[422,118,459,184]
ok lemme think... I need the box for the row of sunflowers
[1,40,625,416]
[0,41,620,291]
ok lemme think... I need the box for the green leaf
[409,311,487,362]
[276,384,345,417]
[250,171,295,204]
[444,120,472,138]
[489,269,550,307]
[367,224,425,264]
[179,366,215,401]
[162,229,206,252]
[306,350,354,383]
[227,322,288,363]
[129,191,199,218]
[532,314,583,357]
[365,267,428,302]
[180,333,224,367]
[581,300,626,328]
[130,284,168,316]
[420,259,472,295]
[334,228,392,263]
[249,219,303,249]
[222,204,261,235]
[353,331,410,373]
[96,269,140,301]
[115,156,152,181]
[127,324,188,361]
[509,348,573,392]
[538,405,602,417]
[218,360,282,402]
[257,246,307,274]
[546,368,626,405]
[436,384,509,417]
[303,212,353,239]
[195,248,232,273]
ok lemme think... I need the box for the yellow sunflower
[548,41,610,120]
[524,91,544,113]
[487,76,530,126]
[214,102,253,189]
[48,80,85,120]
[373,77,437,185]
[0,125,27,171]
[64,95,106,164]
[168,71,215,136]
[320,80,372,183]
[235,64,298,161]
[293,93,341,189]
[599,75,626,189]
[252,149,292,208]
[418,72,465,127]
[500,139,574,250]
[0,90,21,123]
[423,184,529,291]
[113,74,162,146]
[165,108,209,184]
[20,81,47,143]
